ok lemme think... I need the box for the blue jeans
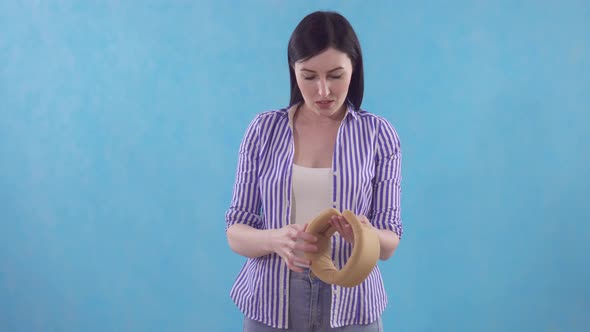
[243,269,383,331]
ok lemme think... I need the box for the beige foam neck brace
[304,208,380,287]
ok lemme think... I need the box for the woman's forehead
[295,48,352,71]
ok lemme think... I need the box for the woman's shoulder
[355,108,397,128]
[246,107,290,129]
[250,107,289,121]
[355,109,401,144]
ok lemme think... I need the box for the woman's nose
[317,79,330,98]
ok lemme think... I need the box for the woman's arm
[373,226,400,260]
[330,118,403,261]
[366,216,400,260]
[226,224,274,258]
[225,114,319,271]
[226,223,319,272]
[369,118,404,251]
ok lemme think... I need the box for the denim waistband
[291,268,324,282]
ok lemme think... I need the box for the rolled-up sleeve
[225,115,263,230]
[370,118,403,239]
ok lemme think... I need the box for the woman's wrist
[263,229,277,255]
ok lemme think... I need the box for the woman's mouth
[316,100,334,109]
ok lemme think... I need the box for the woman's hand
[329,214,373,244]
[329,214,400,260]
[269,224,318,272]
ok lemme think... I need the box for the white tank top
[291,163,332,265]
[291,163,333,225]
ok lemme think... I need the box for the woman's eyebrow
[300,66,344,73]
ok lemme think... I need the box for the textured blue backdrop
[1,1,589,331]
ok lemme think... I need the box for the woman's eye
[302,74,342,80]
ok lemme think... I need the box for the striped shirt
[225,103,403,329]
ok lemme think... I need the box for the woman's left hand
[329,214,373,244]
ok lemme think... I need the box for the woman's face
[294,47,353,118]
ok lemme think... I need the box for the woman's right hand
[269,224,318,272]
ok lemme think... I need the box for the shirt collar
[287,101,358,128]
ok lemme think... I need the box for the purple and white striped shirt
[225,103,403,329]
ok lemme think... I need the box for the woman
[225,11,403,331]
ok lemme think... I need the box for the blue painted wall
[1,1,588,331]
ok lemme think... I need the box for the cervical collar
[304,208,380,287]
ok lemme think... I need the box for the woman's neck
[295,103,347,127]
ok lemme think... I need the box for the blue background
[1,1,589,331]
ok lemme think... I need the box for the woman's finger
[287,224,304,240]
[290,256,309,272]
[330,217,344,236]
[284,251,305,272]
[291,255,311,268]
[294,241,318,253]
[343,223,352,237]
[337,216,354,243]
[288,261,305,272]
[357,214,370,224]
[297,229,318,243]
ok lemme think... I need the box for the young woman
[226,11,403,331]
